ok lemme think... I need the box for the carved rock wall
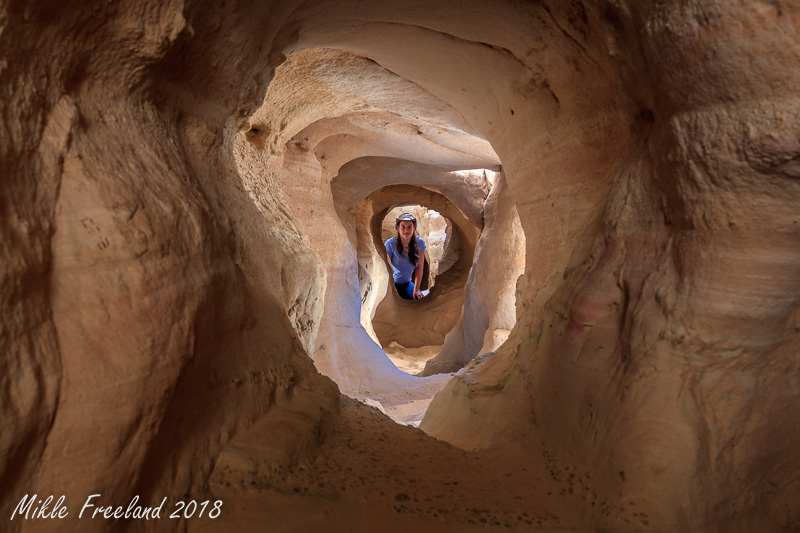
[1,0,798,531]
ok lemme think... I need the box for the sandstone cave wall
[421,1,800,529]
[0,0,336,528]
[420,170,525,375]
[1,1,798,532]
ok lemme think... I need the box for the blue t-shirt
[385,236,426,284]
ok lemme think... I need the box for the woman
[385,212,427,300]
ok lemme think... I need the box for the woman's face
[397,220,415,242]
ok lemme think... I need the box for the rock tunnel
[2,0,799,531]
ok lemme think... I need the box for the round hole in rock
[345,176,526,385]
[376,205,460,374]
[231,42,523,427]
[349,182,487,381]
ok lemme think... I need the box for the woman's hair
[394,212,420,266]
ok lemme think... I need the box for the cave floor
[202,397,578,532]
[383,343,441,375]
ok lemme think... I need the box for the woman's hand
[413,288,423,299]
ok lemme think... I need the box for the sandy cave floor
[373,343,447,427]
[383,343,441,375]
[198,397,595,533]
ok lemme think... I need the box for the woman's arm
[413,255,424,299]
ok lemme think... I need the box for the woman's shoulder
[385,236,396,245]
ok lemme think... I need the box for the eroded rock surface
[1,0,799,532]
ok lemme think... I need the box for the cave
[2,1,799,532]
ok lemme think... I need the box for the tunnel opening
[221,18,684,522]
[226,1,635,447]
[376,203,453,375]
[353,183,481,354]
[220,11,800,525]
[230,40,526,428]
[365,193,475,377]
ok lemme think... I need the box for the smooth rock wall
[422,1,800,529]
[420,171,525,374]
[1,1,332,529]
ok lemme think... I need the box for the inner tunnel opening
[232,42,527,427]
[370,200,465,375]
